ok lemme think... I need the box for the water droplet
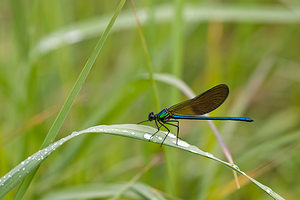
[143,134,152,140]
[265,187,272,193]
[168,133,176,138]
[205,152,214,158]
[231,164,240,170]
[177,140,190,147]
[190,149,198,154]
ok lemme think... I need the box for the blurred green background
[1,0,300,199]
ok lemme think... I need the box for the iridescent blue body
[149,109,253,122]
[139,84,253,145]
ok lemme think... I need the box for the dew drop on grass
[85,126,98,133]
[177,140,190,147]
[168,133,176,138]
[240,171,246,176]
[71,131,78,136]
[205,152,214,158]
[190,149,198,154]
[265,187,272,193]
[231,164,240,171]
[122,129,129,133]
[143,133,152,140]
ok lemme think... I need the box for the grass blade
[13,0,127,199]
[129,0,160,112]
[40,182,167,200]
[0,124,284,200]
[31,4,300,58]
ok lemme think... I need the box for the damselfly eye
[148,112,155,121]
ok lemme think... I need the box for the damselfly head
[148,112,155,121]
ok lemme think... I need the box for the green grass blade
[171,0,184,102]
[31,5,300,58]
[0,124,285,200]
[166,0,184,195]
[40,182,167,200]
[130,0,160,112]
[13,0,127,199]
[41,0,126,149]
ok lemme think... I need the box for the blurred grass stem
[14,0,127,199]
[130,0,160,112]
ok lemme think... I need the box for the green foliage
[1,0,300,199]
[0,125,284,199]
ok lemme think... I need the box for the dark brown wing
[168,84,229,116]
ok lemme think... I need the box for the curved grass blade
[40,182,166,200]
[129,0,160,112]
[32,5,300,59]
[14,0,127,199]
[0,124,284,200]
